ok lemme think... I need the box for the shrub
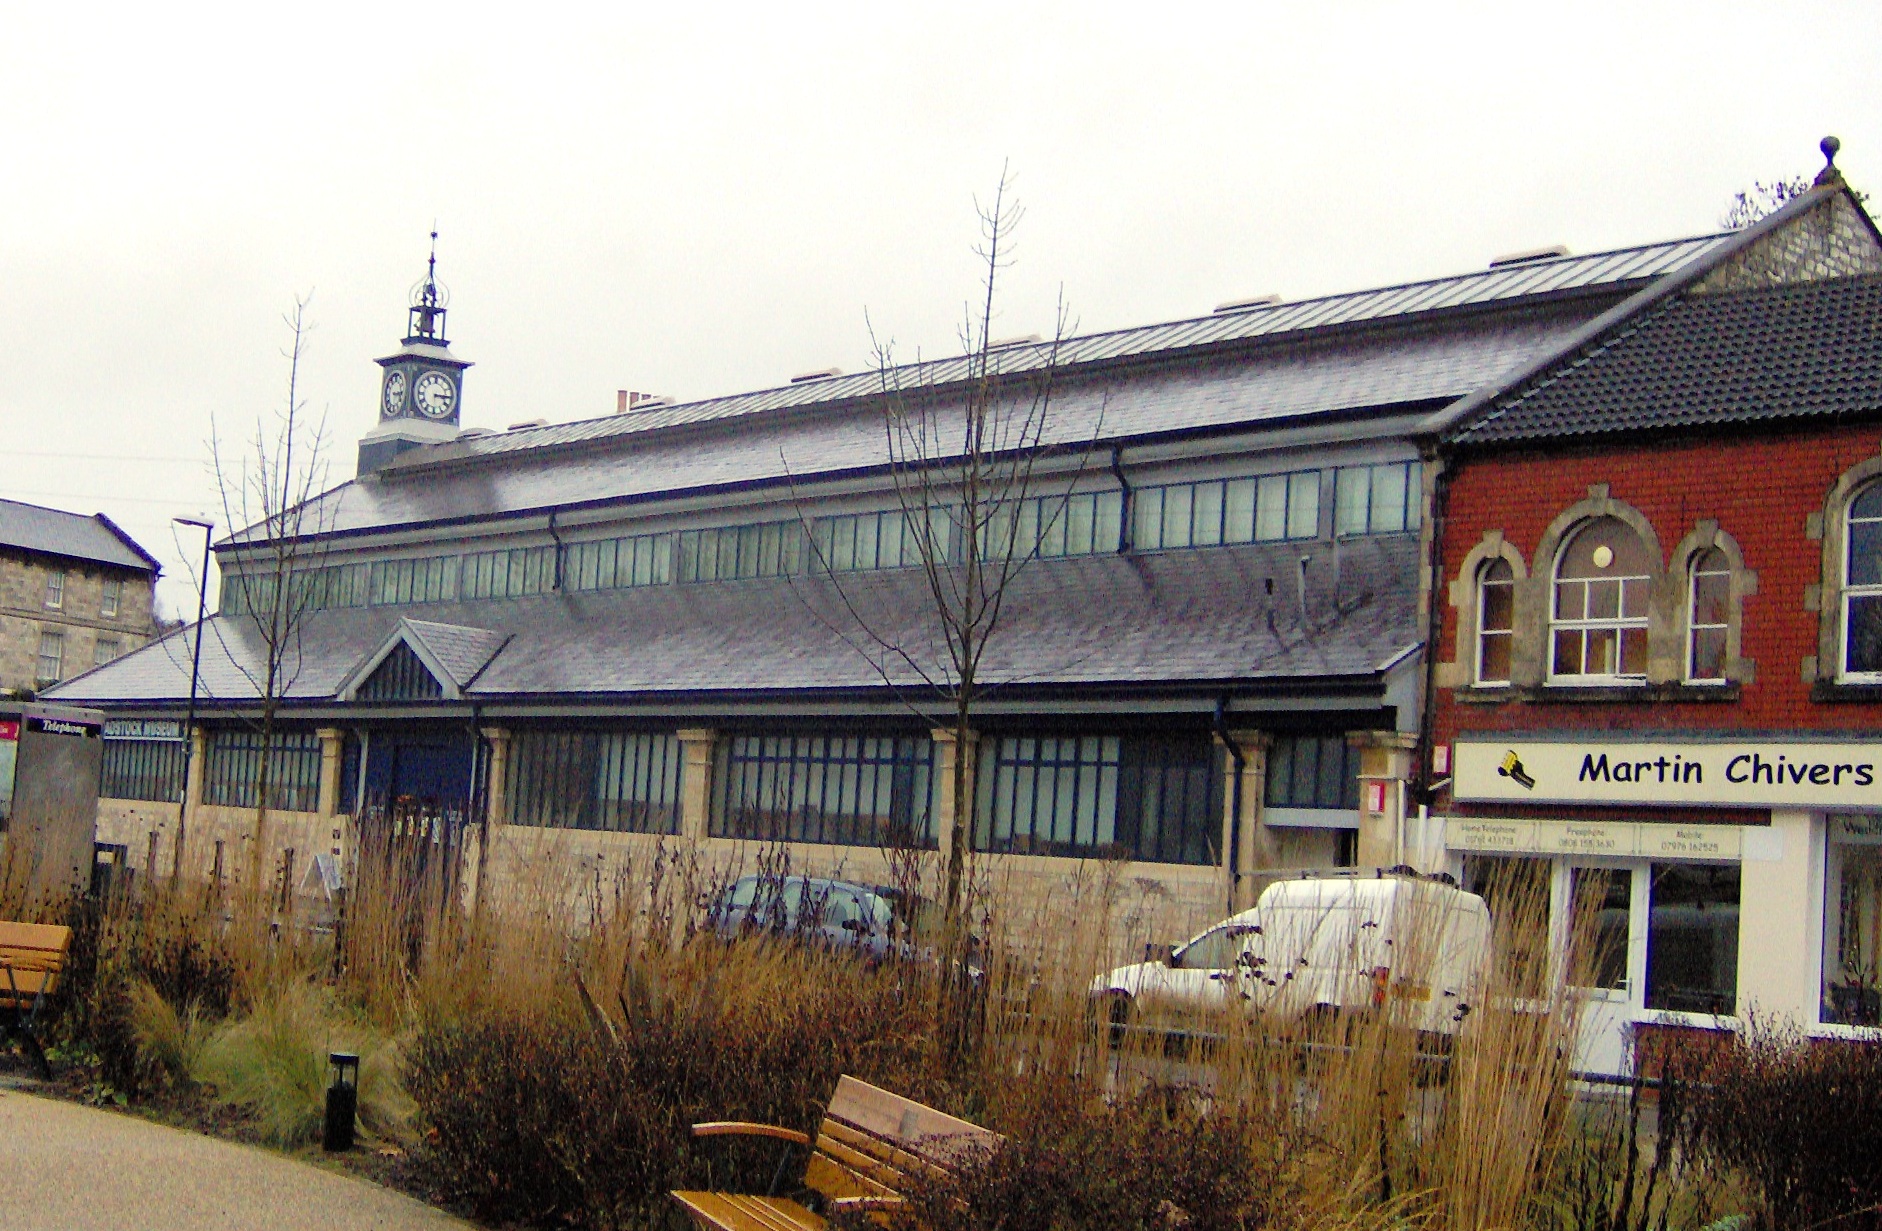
[1687,1025,1882,1231]
[404,939,940,1230]
[864,1080,1291,1231]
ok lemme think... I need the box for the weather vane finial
[1816,136,1844,187]
[408,228,449,342]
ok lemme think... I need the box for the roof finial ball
[1816,135,1844,187]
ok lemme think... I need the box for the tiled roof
[0,500,160,573]
[1450,274,1882,445]
[50,535,1422,707]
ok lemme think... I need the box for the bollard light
[324,1051,360,1152]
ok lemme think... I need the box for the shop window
[1551,517,1652,682]
[1843,483,1882,678]
[1823,816,1882,1025]
[1569,867,1632,990]
[1686,547,1731,682]
[1645,862,1739,1015]
[1476,559,1514,684]
[1464,855,1551,996]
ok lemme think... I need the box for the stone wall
[0,549,156,693]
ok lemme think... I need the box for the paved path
[0,1089,473,1230]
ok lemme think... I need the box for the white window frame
[1686,548,1731,685]
[44,570,64,610]
[1548,521,1651,685]
[99,577,121,619]
[1840,484,1882,682]
[93,638,120,668]
[36,630,64,683]
[1475,558,1515,686]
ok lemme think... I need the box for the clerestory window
[1550,517,1652,682]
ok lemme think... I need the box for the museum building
[44,183,1797,944]
[1422,146,1882,1069]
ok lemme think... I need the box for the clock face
[381,370,408,418]
[413,370,457,419]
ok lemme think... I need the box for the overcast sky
[2,2,1877,617]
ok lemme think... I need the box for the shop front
[1439,735,1878,1074]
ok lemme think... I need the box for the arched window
[1687,548,1731,682]
[1843,484,1882,678]
[1476,558,1514,684]
[1551,517,1652,682]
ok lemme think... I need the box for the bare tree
[1722,177,1812,230]
[793,171,1103,932]
[208,295,336,900]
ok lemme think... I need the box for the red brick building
[1420,147,1882,1071]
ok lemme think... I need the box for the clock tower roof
[359,234,473,477]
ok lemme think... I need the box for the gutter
[1416,444,1450,807]
[1213,694,1245,913]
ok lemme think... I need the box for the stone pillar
[1216,731,1271,911]
[180,724,207,878]
[1350,731,1419,870]
[677,729,718,843]
[481,728,512,827]
[931,727,979,877]
[316,728,344,818]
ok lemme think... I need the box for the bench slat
[671,1191,825,1231]
[0,924,71,953]
[804,1152,896,1203]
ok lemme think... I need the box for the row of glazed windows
[485,728,1362,866]
[1471,515,1733,686]
[220,461,1423,615]
[199,729,323,813]
[1472,480,1882,687]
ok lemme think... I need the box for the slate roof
[0,499,160,573]
[1450,274,1882,446]
[53,536,1421,708]
[402,620,510,688]
[407,234,1727,463]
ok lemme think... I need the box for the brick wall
[1433,420,1882,747]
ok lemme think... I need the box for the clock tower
[357,234,474,475]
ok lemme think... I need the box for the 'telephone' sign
[1453,739,1882,809]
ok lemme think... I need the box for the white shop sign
[1445,817,1745,859]
[1454,738,1882,810]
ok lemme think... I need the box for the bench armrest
[690,1122,812,1146]
[830,1197,907,1213]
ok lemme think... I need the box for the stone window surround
[1808,452,1882,690]
[1442,484,1757,698]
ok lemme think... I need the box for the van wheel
[1106,995,1132,1049]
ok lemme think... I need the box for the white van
[1091,872,1492,1039]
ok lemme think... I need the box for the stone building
[0,499,160,697]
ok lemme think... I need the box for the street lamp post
[173,517,214,883]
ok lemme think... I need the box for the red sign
[0,721,17,742]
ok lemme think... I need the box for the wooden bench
[672,1075,998,1230]
[0,923,70,1079]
